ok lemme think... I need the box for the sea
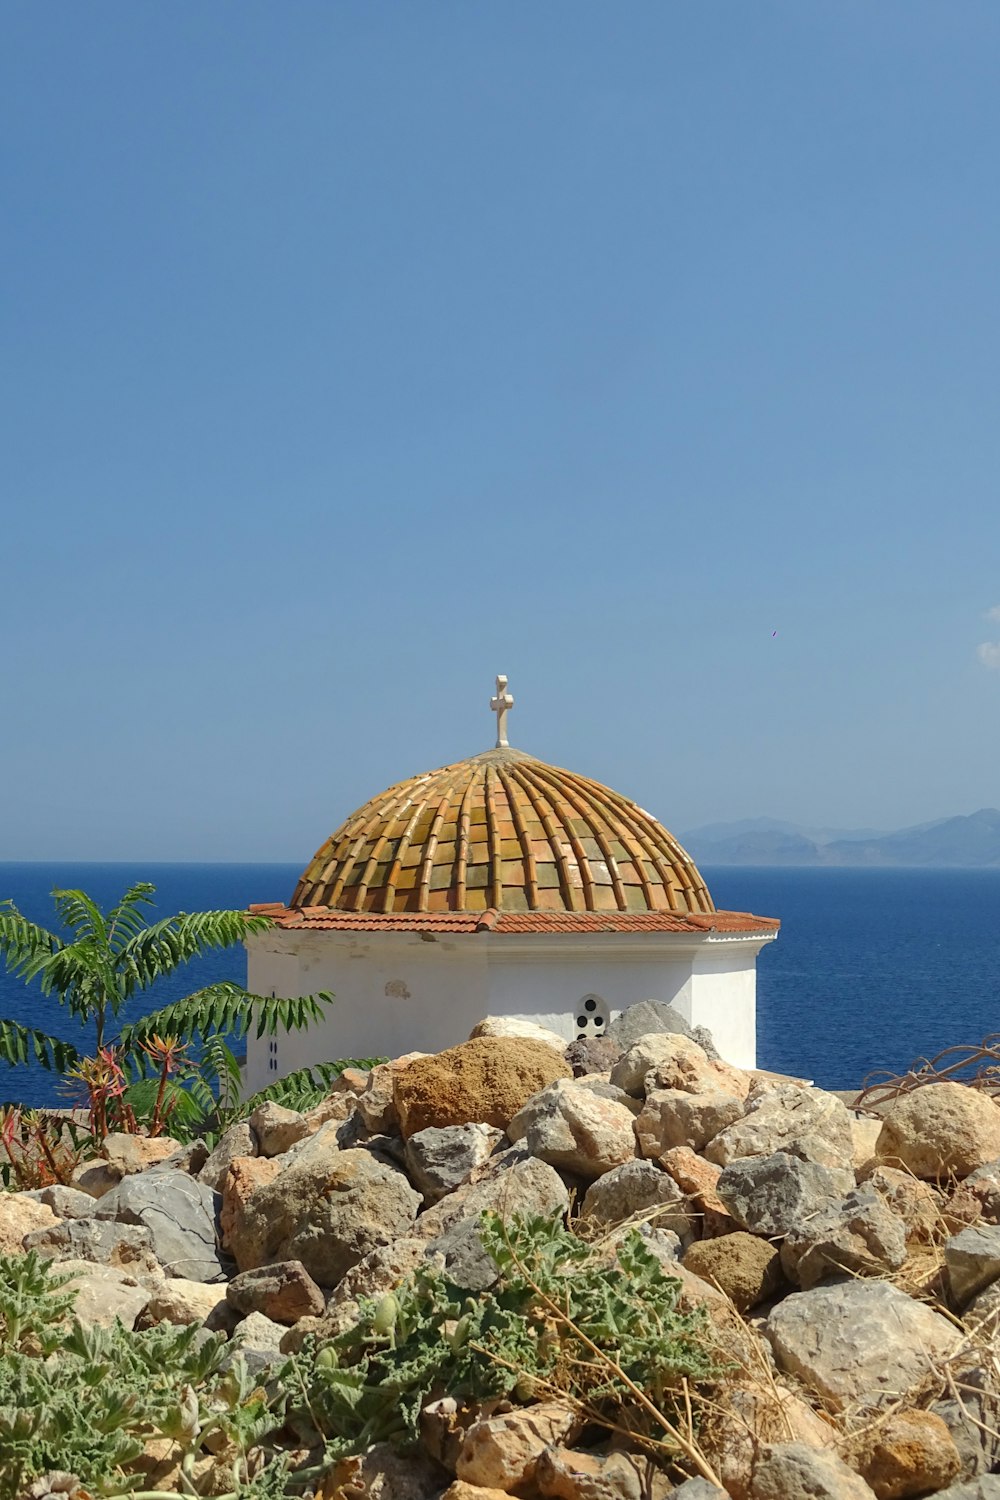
[1,861,999,1108]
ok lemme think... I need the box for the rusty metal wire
[857,1033,1000,1109]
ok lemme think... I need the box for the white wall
[245,929,773,1092]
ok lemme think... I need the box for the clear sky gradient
[4,4,1000,861]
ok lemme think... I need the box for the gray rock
[749,1441,876,1499]
[226,1261,325,1324]
[421,1155,569,1290]
[37,1185,98,1219]
[23,1218,161,1279]
[932,1483,1000,1498]
[931,1367,1000,1480]
[946,1224,1000,1307]
[580,1158,695,1240]
[780,1185,908,1288]
[405,1122,503,1204]
[673,1483,726,1499]
[635,1088,743,1156]
[198,1123,259,1192]
[716,1152,855,1237]
[705,1083,855,1170]
[507,1079,636,1181]
[691,1025,721,1061]
[225,1309,286,1375]
[69,1159,121,1198]
[227,1129,421,1288]
[249,1101,311,1157]
[607,1001,698,1048]
[765,1280,961,1409]
[95,1172,225,1282]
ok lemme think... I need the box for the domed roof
[291,743,714,918]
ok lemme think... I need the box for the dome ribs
[453,773,478,911]
[412,780,460,914]
[495,763,539,909]
[288,747,714,919]
[528,761,628,911]
[483,766,504,910]
[503,760,584,912]
[383,791,435,913]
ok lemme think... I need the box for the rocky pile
[6,1004,1000,1499]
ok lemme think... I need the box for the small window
[573,994,609,1042]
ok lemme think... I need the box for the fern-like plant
[0,883,333,1138]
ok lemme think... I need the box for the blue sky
[3,3,1000,861]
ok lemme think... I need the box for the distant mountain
[681,809,1000,867]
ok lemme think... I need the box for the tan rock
[507,1078,636,1180]
[535,1445,673,1500]
[636,1088,743,1156]
[863,1165,942,1242]
[470,1016,567,1051]
[394,1037,572,1137]
[851,1114,884,1171]
[318,1441,447,1500]
[248,1101,311,1157]
[357,1054,427,1133]
[660,1145,730,1216]
[683,1232,784,1312]
[853,1409,961,1499]
[0,1193,57,1254]
[69,1158,121,1198]
[141,1278,228,1326]
[704,1384,837,1500]
[876,1083,1000,1180]
[705,1085,855,1170]
[456,1402,582,1491]
[749,1442,876,1500]
[442,1486,511,1500]
[610,1032,749,1100]
[102,1133,181,1175]
[56,1258,151,1328]
[218,1156,282,1251]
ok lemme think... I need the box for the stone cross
[490,674,514,748]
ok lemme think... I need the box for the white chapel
[245,678,778,1090]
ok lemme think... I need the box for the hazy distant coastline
[681,809,1000,867]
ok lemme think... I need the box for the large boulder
[405,1123,504,1204]
[198,1123,259,1193]
[607,1001,699,1049]
[635,1088,744,1156]
[876,1084,1000,1180]
[394,1038,571,1137]
[945,1225,1000,1308]
[764,1281,961,1409]
[0,1193,57,1254]
[470,1016,567,1051]
[705,1084,855,1170]
[456,1402,582,1491]
[682,1233,784,1313]
[419,1154,569,1290]
[716,1152,855,1238]
[227,1130,420,1287]
[226,1260,325,1324]
[95,1172,225,1282]
[23,1218,161,1279]
[56,1259,152,1329]
[219,1155,282,1250]
[102,1133,181,1177]
[580,1158,695,1239]
[779,1185,908,1289]
[610,1033,747,1101]
[507,1079,637,1180]
[249,1101,311,1157]
[748,1442,876,1499]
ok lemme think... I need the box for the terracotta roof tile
[251,905,779,938]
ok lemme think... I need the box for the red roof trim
[248,903,779,937]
